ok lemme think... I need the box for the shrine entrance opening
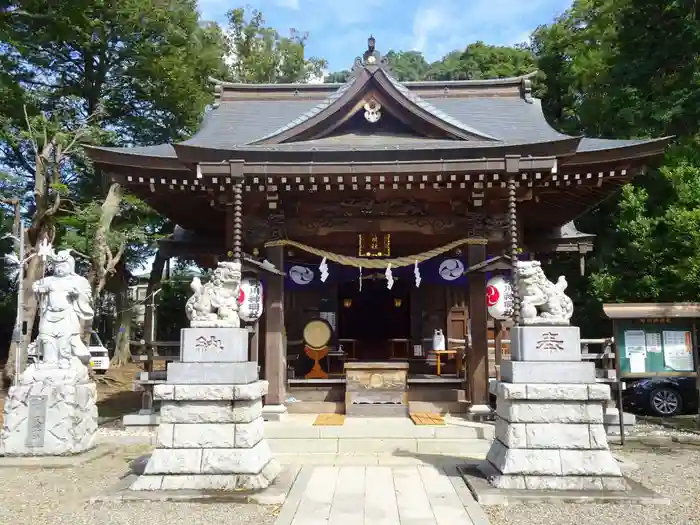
[337,277,411,361]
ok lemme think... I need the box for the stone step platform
[265,415,494,455]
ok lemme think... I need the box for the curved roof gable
[248,67,499,145]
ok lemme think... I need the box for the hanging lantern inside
[343,298,353,308]
[394,298,402,308]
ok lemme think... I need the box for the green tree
[531,0,700,334]
[325,70,351,83]
[156,269,195,342]
[0,175,21,359]
[224,7,326,83]
[384,50,430,81]
[427,42,536,81]
[0,0,228,372]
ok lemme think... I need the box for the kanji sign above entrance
[358,233,391,257]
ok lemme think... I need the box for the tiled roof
[95,144,177,158]
[89,73,669,161]
[178,95,563,150]
[251,77,358,143]
[382,73,497,140]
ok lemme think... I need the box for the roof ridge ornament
[351,35,392,77]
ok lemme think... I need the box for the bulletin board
[613,318,697,378]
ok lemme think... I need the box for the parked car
[622,376,698,417]
[88,331,110,374]
[26,331,110,374]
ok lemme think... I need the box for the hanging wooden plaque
[358,233,391,257]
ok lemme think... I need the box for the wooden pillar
[250,321,259,363]
[494,319,504,379]
[466,243,490,408]
[264,244,286,407]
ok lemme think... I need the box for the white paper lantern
[238,277,264,322]
[486,275,514,320]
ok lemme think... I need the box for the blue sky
[197,0,573,72]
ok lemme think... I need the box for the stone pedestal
[131,327,280,491]
[483,325,626,491]
[0,365,98,456]
[344,362,409,417]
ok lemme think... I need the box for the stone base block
[481,466,628,491]
[496,382,611,402]
[510,325,581,361]
[123,412,160,427]
[131,458,282,491]
[465,404,493,420]
[262,404,288,421]
[159,398,263,425]
[346,404,408,417]
[0,379,97,456]
[157,418,265,449]
[496,398,604,424]
[500,360,596,384]
[495,418,609,450]
[181,327,249,363]
[486,438,622,477]
[143,439,272,475]
[166,361,258,385]
[604,408,637,436]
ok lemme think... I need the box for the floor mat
[410,413,445,425]
[313,413,346,426]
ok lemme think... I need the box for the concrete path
[274,465,489,525]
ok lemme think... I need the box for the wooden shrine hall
[86,37,669,417]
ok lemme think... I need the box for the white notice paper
[662,330,694,371]
[624,330,647,357]
[645,332,663,353]
[629,353,646,374]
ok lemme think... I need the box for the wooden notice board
[613,318,698,378]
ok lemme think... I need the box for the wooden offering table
[434,347,465,377]
[344,361,409,417]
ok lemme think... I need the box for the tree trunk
[85,182,124,342]
[110,264,132,367]
[88,182,124,298]
[4,240,45,385]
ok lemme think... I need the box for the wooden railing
[489,337,616,381]
[129,340,180,412]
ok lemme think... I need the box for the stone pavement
[274,465,489,525]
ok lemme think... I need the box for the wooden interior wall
[445,287,469,367]
[417,286,446,362]
[284,287,334,377]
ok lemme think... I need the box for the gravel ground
[9,419,699,525]
[484,439,700,525]
[0,445,278,525]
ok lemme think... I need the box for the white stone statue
[516,260,573,326]
[30,249,94,370]
[1,245,98,456]
[185,260,243,328]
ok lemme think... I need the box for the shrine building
[85,38,669,417]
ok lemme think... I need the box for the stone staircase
[265,415,494,458]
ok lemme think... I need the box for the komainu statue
[185,261,242,328]
[516,260,574,325]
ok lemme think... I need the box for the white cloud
[275,0,300,9]
[409,0,570,61]
[411,6,449,53]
